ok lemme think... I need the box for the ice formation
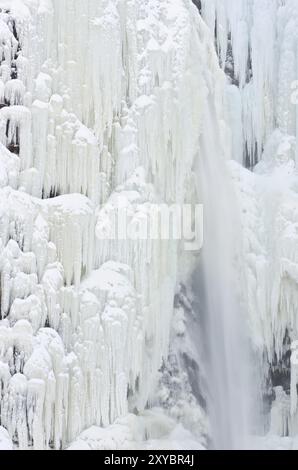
[1,0,298,451]
[201,0,298,167]
[0,0,223,449]
[199,0,298,443]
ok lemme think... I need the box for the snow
[0,426,13,450]
[67,410,204,451]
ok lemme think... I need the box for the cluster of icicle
[199,0,298,437]
[201,0,298,168]
[0,0,225,449]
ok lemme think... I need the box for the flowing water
[196,97,254,449]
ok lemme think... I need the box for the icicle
[0,105,32,169]
[4,79,25,106]
[0,0,250,450]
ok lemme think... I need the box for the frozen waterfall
[0,0,219,449]
[0,0,298,451]
[200,0,298,448]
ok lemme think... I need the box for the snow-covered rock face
[0,0,227,449]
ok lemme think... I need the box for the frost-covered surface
[0,0,227,450]
[1,0,298,451]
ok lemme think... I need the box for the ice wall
[201,0,298,168]
[0,0,226,449]
[199,0,298,438]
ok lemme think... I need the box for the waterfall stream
[196,96,254,449]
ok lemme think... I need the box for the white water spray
[197,97,253,449]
